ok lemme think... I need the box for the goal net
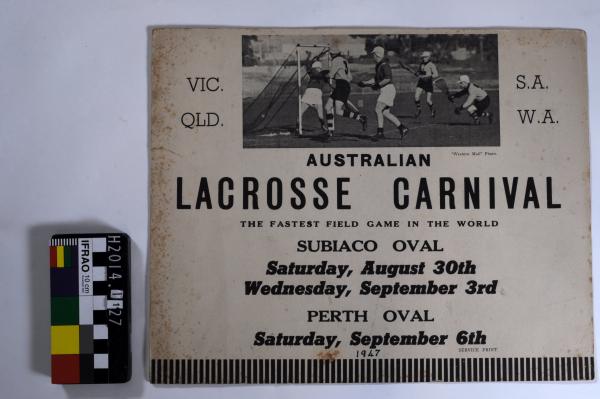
[243,45,330,136]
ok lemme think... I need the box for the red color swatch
[51,355,80,384]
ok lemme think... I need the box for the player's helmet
[421,51,432,59]
[329,47,342,57]
[372,46,385,58]
[458,75,470,87]
[311,61,322,69]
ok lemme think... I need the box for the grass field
[243,90,500,148]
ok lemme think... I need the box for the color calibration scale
[50,233,131,384]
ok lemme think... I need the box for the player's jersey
[456,83,488,106]
[306,67,327,90]
[375,58,393,86]
[330,55,352,82]
[418,61,438,80]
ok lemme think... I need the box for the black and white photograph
[243,34,499,148]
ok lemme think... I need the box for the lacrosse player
[297,54,328,135]
[448,75,494,124]
[323,48,367,138]
[359,46,409,141]
[414,51,438,118]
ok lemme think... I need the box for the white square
[93,324,108,340]
[93,295,107,310]
[78,296,94,325]
[93,266,107,281]
[94,353,109,369]
[92,237,107,253]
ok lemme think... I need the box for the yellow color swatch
[56,246,64,268]
[51,325,79,354]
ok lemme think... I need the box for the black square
[92,251,108,266]
[93,281,108,296]
[93,368,109,383]
[79,354,95,384]
[94,339,109,353]
[50,268,78,296]
[93,310,107,324]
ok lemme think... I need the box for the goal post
[242,44,330,136]
[296,46,302,135]
[295,44,330,136]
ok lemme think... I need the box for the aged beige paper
[149,28,592,384]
